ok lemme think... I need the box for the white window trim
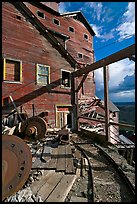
[3,57,22,83]
[36,64,50,86]
[77,52,83,59]
[53,18,60,26]
[84,33,89,41]
[60,69,71,89]
[68,26,75,33]
[36,10,45,19]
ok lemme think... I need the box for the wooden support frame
[72,44,135,78]
[103,65,110,142]
[72,44,135,141]
[76,74,88,93]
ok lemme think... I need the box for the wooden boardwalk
[30,170,78,202]
[32,143,75,174]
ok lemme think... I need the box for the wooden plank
[30,170,54,194]
[56,145,66,171]
[38,172,64,201]
[46,147,58,169]
[65,145,75,174]
[70,196,88,202]
[46,174,77,202]
[32,147,46,169]
[42,144,52,162]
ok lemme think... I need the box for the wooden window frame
[53,18,60,26]
[3,58,22,83]
[61,69,71,89]
[68,26,75,33]
[36,64,50,86]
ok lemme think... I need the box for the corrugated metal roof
[108,101,120,112]
[101,100,120,112]
[119,135,134,145]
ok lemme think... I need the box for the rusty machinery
[2,97,48,200]
[2,135,32,200]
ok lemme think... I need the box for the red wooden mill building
[2,2,96,131]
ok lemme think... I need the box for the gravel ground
[3,132,135,202]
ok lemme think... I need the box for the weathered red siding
[2,2,95,128]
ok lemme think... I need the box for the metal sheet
[2,135,32,201]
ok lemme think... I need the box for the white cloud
[109,59,134,89]
[58,2,68,13]
[94,68,104,91]
[94,59,135,91]
[116,2,135,40]
[86,2,103,21]
[90,24,102,38]
[91,24,114,41]
[110,90,135,102]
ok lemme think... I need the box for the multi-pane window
[3,58,22,82]
[37,64,50,85]
[61,70,71,88]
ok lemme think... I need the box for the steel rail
[72,140,135,202]
[73,142,95,202]
[94,144,135,197]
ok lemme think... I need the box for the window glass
[37,64,50,85]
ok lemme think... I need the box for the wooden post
[103,66,110,142]
[32,104,35,116]
[129,148,133,166]
[20,106,22,113]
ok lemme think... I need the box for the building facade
[2,2,95,130]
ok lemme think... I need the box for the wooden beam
[79,116,135,131]
[103,66,110,142]
[109,121,135,130]
[78,115,106,124]
[76,73,88,92]
[72,44,135,77]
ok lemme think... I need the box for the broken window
[37,64,50,85]
[37,10,45,19]
[3,58,22,82]
[53,18,60,26]
[68,26,74,32]
[61,70,71,88]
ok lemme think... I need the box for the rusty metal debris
[2,135,32,201]
[20,116,47,141]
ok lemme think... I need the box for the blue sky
[59,2,135,102]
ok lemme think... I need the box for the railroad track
[69,139,135,202]
[3,132,135,202]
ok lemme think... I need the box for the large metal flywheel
[20,116,47,140]
[2,135,32,201]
